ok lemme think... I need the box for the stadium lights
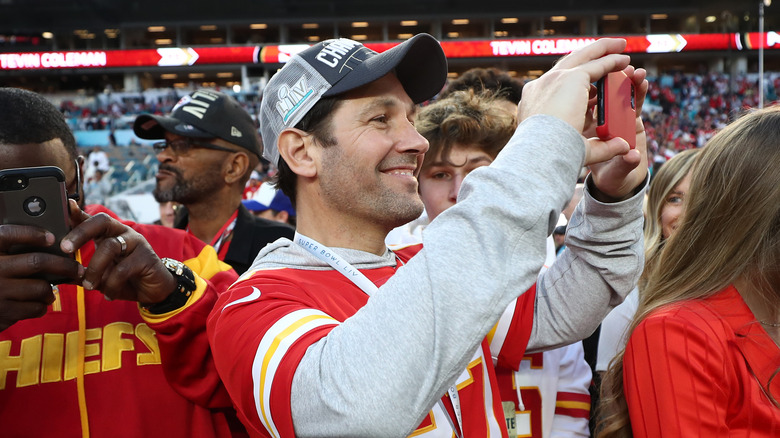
[147,26,166,32]
[401,20,418,26]
[42,32,53,39]
[550,16,567,22]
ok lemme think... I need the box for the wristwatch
[143,258,197,314]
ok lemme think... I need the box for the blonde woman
[596,148,700,373]
[598,107,780,437]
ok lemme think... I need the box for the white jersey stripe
[251,309,338,437]
[489,303,516,359]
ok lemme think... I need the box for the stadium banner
[0,46,260,70]
[260,32,780,63]
[1,32,778,70]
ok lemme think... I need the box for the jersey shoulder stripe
[252,309,338,437]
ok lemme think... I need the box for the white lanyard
[293,232,381,295]
[293,232,464,437]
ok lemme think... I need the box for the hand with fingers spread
[60,199,177,305]
[0,224,84,331]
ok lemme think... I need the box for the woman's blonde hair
[598,106,780,437]
[639,148,700,291]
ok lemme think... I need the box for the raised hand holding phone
[588,66,650,201]
[0,166,84,331]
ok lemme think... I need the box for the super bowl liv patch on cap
[133,89,262,158]
[259,33,447,165]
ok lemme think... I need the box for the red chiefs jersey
[0,206,239,438]
[210,244,535,437]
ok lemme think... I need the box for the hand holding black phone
[0,166,73,283]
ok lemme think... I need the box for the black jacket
[175,204,295,275]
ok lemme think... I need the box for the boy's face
[418,144,493,221]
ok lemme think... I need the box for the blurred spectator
[85,146,110,182]
[154,201,179,228]
[242,185,296,227]
[83,168,112,206]
[243,170,263,200]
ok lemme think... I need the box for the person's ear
[278,128,317,178]
[224,152,250,185]
[275,210,289,224]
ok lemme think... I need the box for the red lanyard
[198,209,239,260]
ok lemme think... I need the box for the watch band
[143,258,197,314]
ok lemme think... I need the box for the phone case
[0,166,72,282]
[596,71,636,149]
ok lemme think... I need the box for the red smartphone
[596,71,636,149]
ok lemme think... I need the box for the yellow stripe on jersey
[252,309,338,438]
[486,323,498,346]
[555,400,591,411]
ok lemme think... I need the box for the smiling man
[208,35,649,437]
[133,90,294,274]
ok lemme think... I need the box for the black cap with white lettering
[259,33,447,165]
[133,90,262,159]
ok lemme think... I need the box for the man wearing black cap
[134,90,294,275]
[209,35,649,437]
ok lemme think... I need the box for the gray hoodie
[239,114,645,437]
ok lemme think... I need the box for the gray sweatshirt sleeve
[527,174,647,352]
[290,115,585,437]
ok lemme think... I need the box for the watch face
[161,258,196,293]
[162,258,184,276]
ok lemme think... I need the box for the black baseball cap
[134,89,262,159]
[259,33,447,164]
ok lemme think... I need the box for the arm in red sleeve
[133,222,239,410]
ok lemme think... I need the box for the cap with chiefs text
[134,89,262,159]
[259,33,447,165]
